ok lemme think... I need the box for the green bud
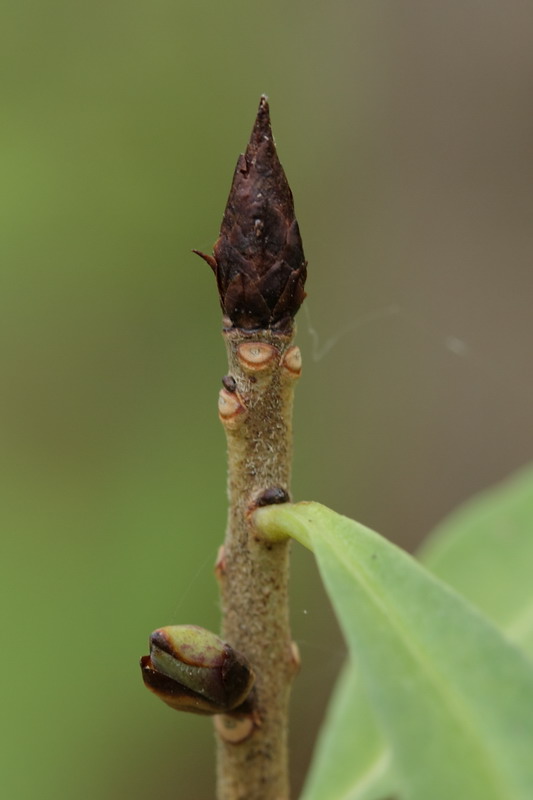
[140,625,255,715]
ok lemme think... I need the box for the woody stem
[214,325,302,800]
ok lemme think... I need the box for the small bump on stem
[237,341,278,371]
[218,388,246,427]
[281,345,302,378]
[254,487,291,508]
[222,375,237,393]
[214,710,258,744]
[214,544,227,581]
[290,641,302,675]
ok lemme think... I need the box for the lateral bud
[140,625,255,715]
[281,345,302,378]
[218,388,246,427]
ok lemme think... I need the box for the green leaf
[296,464,533,800]
[419,463,533,658]
[256,501,533,800]
[299,660,396,800]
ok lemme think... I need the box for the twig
[195,96,307,800]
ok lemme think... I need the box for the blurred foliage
[2,1,533,798]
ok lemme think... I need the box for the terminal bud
[194,96,307,331]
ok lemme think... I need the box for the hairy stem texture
[215,326,301,800]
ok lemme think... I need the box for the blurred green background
[2,1,532,797]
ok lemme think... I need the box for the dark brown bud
[194,96,307,331]
[254,487,291,507]
[222,375,237,393]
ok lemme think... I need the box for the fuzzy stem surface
[215,325,301,800]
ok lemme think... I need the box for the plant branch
[196,96,307,799]
[215,327,301,799]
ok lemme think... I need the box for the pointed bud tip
[249,94,272,149]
